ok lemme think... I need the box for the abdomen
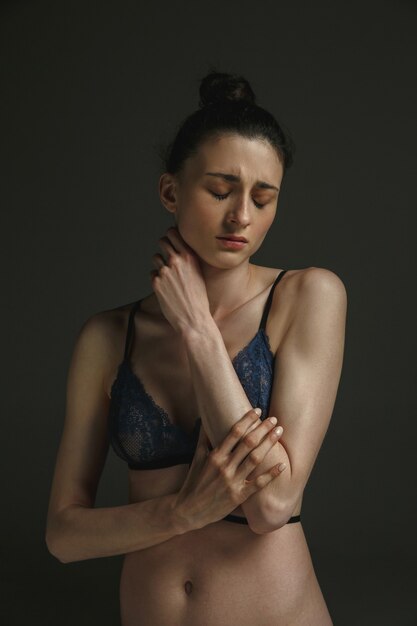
[119,519,332,626]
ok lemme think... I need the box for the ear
[159,172,179,217]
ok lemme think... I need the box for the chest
[129,353,199,435]
[108,329,276,471]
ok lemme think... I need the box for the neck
[199,261,255,322]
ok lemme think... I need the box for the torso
[103,265,333,626]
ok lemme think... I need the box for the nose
[226,195,251,228]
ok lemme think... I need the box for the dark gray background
[1,0,416,624]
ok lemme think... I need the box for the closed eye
[210,191,266,209]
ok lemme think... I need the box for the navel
[184,580,193,595]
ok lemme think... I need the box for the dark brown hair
[159,69,295,179]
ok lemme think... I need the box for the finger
[244,462,287,497]
[228,417,281,470]
[152,253,166,269]
[216,409,261,457]
[165,227,188,252]
[158,235,179,256]
[235,423,284,479]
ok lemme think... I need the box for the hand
[150,227,211,334]
[173,408,286,531]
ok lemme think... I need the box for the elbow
[45,530,68,564]
[248,498,294,535]
[45,519,75,564]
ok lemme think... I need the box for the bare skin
[103,265,333,626]
[47,134,345,625]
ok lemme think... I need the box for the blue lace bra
[107,269,302,526]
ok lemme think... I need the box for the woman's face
[160,133,284,269]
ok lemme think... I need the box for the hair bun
[198,71,256,108]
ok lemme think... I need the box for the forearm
[183,321,252,444]
[182,321,290,527]
[46,493,194,564]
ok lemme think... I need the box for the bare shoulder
[275,266,347,306]
[297,267,347,317]
[300,266,346,291]
[74,299,143,377]
[265,267,347,349]
[278,267,347,355]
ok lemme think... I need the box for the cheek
[177,203,214,235]
[175,216,204,249]
[255,213,275,236]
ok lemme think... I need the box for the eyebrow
[205,172,280,192]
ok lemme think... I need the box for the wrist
[179,317,220,345]
[169,493,198,535]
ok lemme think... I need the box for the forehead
[186,133,283,184]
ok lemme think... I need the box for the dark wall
[1,1,416,624]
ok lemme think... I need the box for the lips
[217,236,248,243]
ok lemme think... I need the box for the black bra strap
[123,273,287,361]
[123,299,142,361]
[259,270,288,331]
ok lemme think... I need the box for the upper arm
[268,267,347,516]
[46,312,116,537]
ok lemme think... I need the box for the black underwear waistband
[222,513,301,525]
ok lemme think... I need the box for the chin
[201,252,249,271]
[180,231,251,268]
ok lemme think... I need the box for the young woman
[46,71,347,625]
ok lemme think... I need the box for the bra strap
[259,270,288,331]
[123,299,142,361]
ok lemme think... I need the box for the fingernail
[254,408,262,416]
